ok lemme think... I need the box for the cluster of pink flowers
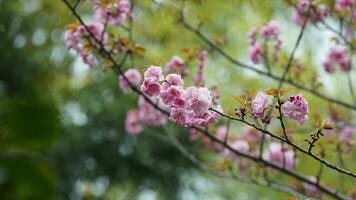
[292,0,328,26]
[263,142,296,170]
[251,91,270,123]
[335,0,355,11]
[323,46,352,73]
[140,66,222,127]
[281,94,309,125]
[247,21,282,64]
[94,0,131,26]
[64,22,108,66]
[64,0,132,66]
[122,65,222,134]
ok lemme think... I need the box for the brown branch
[210,108,356,179]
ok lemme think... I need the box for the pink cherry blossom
[281,94,309,125]
[144,66,164,81]
[160,86,185,108]
[260,20,281,39]
[162,74,184,90]
[263,143,296,170]
[64,22,108,67]
[141,79,161,97]
[335,0,355,10]
[169,108,189,126]
[251,91,269,120]
[94,0,131,26]
[185,87,212,114]
[125,109,143,135]
[323,46,352,73]
[249,43,263,64]
[165,55,187,75]
[119,69,142,93]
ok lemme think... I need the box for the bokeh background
[0,0,355,199]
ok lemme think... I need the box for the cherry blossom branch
[210,108,356,179]
[305,128,323,153]
[179,19,356,111]
[277,99,288,140]
[61,1,352,199]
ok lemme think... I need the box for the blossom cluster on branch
[62,0,356,199]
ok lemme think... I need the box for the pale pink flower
[162,74,184,90]
[141,79,161,97]
[94,0,131,26]
[144,66,164,81]
[160,86,185,108]
[252,91,269,120]
[323,46,352,73]
[281,94,309,125]
[64,29,79,50]
[263,143,296,170]
[125,109,143,135]
[260,21,281,39]
[249,43,263,64]
[165,55,187,75]
[185,87,212,114]
[119,69,142,93]
[64,22,108,67]
[169,108,189,126]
